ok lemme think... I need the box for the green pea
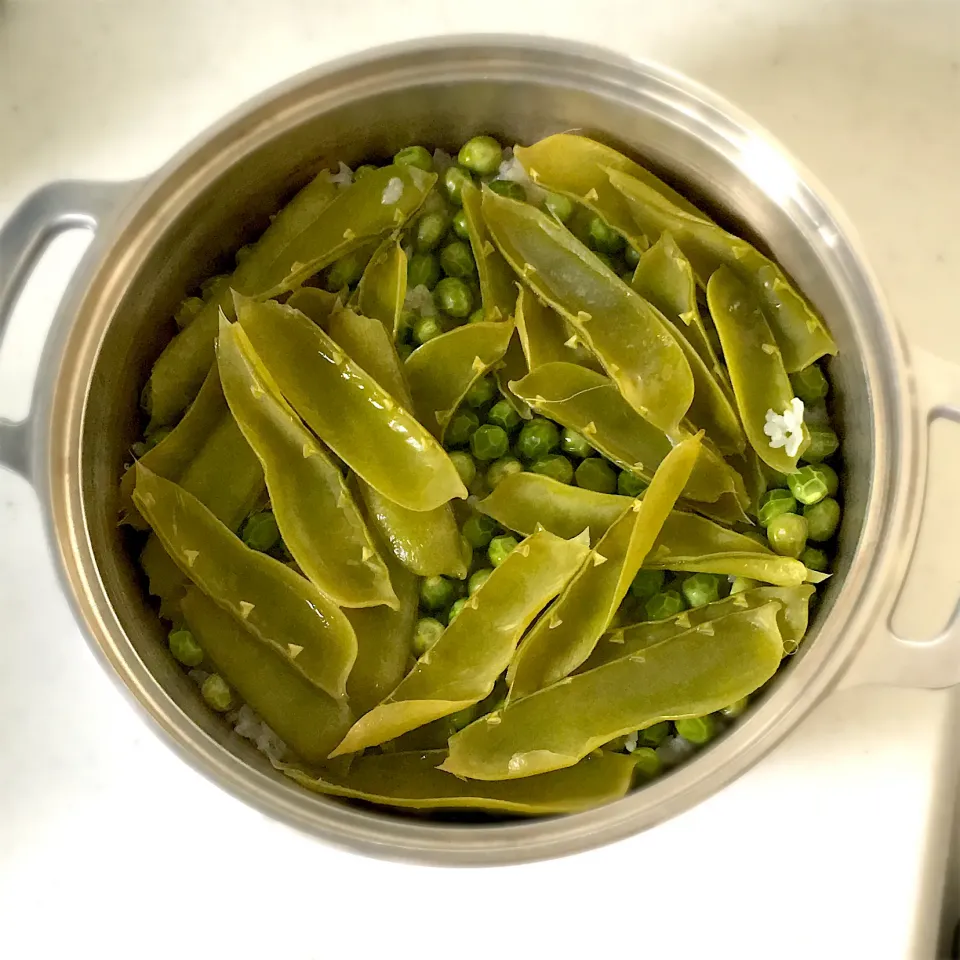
[468,568,493,595]
[801,546,830,572]
[443,165,474,206]
[468,308,486,324]
[740,530,768,547]
[241,511,280,552]
[802,425,839,463]
[415,211,449,252]
[420,575,457,612]
[721,698,749,719]
[639,721,670,746]
[462,513,497,549]
[448,450,477,487]
[451,208,471,240]
[617,471,648,498]
[445,408,480,447]
[682,572,721,608]
[413,617,445,657]
[630,569,665,602]
[624,244,641,270]
[531,454,575,485]
[487,180,526,202]
[413,315,444,345]
[757,488,797,527]
[434,277,473,318]
[767,512,808,558]
[560,428,592,459]
[407,251,441,290]
[487,456,523,489]
[201,674,234,713]
[645,589,686,621]
[804,497,841,541]
[574,457,617,494]
[471,424,509,461]
[354,164,377,181]
[396,342,413,361]
[464,375,497,408]
[168,628,203,667]
[130,441,149,459]
[811,463,839,497]
[632,746,663,780]
[142,426,172,452]
[393,145,434,171]
[439,240,476,278]
[516,417,560,461]
[790,364,829,405]
[447,598,468,624]
[675,715,717,745]
[488,534,519,568]
[488,400,521,433]
[458,135,503,176]
[542,191,574,223]
[729,575,759,595]
[324,250,366,291]
[788,465,829,505]
[587,215,624,254]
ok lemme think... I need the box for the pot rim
[37,34,915,865]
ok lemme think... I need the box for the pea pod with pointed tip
[515,285,602,373]
[441,602,784,780]
[508,434,700,700]
[235,296,467,512]
[460,182,518,322]
[283,749,636,814]
[607,166,837,373]
[181,588,352,764]
[286,286,341,329]
[356,236,408,338]
[329,528,591,757]
[133,464,357,700]
[217,316,397,609]
[481,187,693,435]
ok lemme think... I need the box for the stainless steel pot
[2,36,958,866]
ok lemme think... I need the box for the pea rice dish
[121,132,842,816]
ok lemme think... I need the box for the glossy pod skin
[133,465,358,700]
[706,266,809,473]
[442,602,784,780]
[460,182,518,321]
[508,435,700,699]
[285,286,342,328]
[235,295,467,511]
[330,528,590,756]
[283,749,635,815]
[607,167,838,373]
[181,588,352,765]
[481,187,694,435]
[514,285,602,373]
[217,317,397,608]
[356,236,408,337]
[405,320,516,440]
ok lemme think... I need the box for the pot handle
[841,347,960,690]
[0,180,132,479]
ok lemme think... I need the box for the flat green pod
[330,528,590,756]
[286,287,341,329]
[607,167,837,373]
[181,588,352,765]
[481,188,693,434]
[356,236,407,338]
[514,284,602,373]
[442,603,784,780]
[217,317,396,609]
[460,182,518,321]
[133,465,357,700]
[283,749,635,815]
[494,329,533,420]
[236,296,467,512]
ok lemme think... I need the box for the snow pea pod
[133,465,357,700]
[181,588,352,765]
[460,182,518,322]
[510,362,742,510]
[706,266,809,472]
[217,317,397,609]
[607,167,837,373]
[508,435,700,699]
[514,285,602,373]
[236,296,467,511]
[441,602,784,780]
[652,551,808,586]
[585,584,814,669]
[405,320,515,440]
[286,287,341,329]
[494,330,532,420]
[144,164,434,427]
[481,188,693,434]
[329,528,590,756]
[356,236,407,338]
[283,749,635,814]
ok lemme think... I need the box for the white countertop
[2,2,960,958]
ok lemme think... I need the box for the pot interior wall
[81,62,871,811]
